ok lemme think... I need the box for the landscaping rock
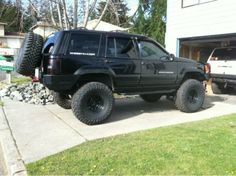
[10,91,23,101]
[0,82,55,105]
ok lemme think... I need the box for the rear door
[105,36,141,88]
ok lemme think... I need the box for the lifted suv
[16,30,209,125]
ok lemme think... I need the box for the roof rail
[77,27,88,30]
[111,30,125,32]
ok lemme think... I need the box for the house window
[182,0,217,8]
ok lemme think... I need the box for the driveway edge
[0,105,27,176]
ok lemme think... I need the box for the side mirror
[169,54,175,61]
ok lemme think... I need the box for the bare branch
[88,0,97,17]
[93,0,110,30]
[28,0,40,16]
[110,1,120,26]
[57,2,63,28]
[83,0,90,27]
[50,1,57,26]
[73,0,78,29]
[61,0,72,29]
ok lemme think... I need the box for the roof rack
[77,27,88,30]
[111,30,125,32]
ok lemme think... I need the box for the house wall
[0,25,4,36]
[165,0,236,55]
[0,36,24,49]
[33,26,57,38]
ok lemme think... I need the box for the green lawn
[27,114,236,175]
[11,76,31,84]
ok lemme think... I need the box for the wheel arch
[181,71,205,83]
[75,72,114,90]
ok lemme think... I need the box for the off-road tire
[140,94,162,103]
[53,92,71,109]
[72,82,114,125]
[211,82,224,94]
[175,79,205,112]
[15,32,43,76]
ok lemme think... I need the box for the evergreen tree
[131,0,167,46]
[96,0,130,28]
[0,0,22,32]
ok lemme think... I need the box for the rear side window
[68,33,100,56]
[106,37,138,59]
[43,32,60,53]
[211,48,236,61]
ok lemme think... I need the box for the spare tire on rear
[15,32,43,76]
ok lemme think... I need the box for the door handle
[141,61,146,65]
[105,59,115,63]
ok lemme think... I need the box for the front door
[139,40,178,88]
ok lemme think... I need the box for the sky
[125,0,139,16]
[22,0,139,17]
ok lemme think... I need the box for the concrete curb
[0,104,27,176]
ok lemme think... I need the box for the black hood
[176,57,197,64]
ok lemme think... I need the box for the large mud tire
[72,82,114,125]
[175,79,205,112]
[53,92,72,109]
[211,82,224,94]
[15,32,43,76]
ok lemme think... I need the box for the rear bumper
[41,74,77,91]
[211,74,236,87]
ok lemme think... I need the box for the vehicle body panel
[41,29,207,94]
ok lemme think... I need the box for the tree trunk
[73,0,78,29]
[61,0,69,29]
[89,0,98,16]
[110,1,120,26]
[93,0,110,30]
[57,2,63,28]
[50,1,57,26]
[83,0,90,28]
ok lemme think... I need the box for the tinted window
[107,38,115,57]
[212,48,236,61]
[140,41,168,60]
[106,37,138,58]
[43,32,60,53]
[68,33,100,56]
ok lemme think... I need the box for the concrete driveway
[1,94,236,170]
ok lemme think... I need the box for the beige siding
[0,25,4,36]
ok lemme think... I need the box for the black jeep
[16,30,210,125]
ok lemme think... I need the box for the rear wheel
[140,94,162,103]
[53,92,71,109]
[175,79,205,112]
[72,82,114,125]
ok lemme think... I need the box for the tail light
[204,63,210,74]
[47,58,61,75]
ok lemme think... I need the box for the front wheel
[71,82,114,125]
[175,79,205,112]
